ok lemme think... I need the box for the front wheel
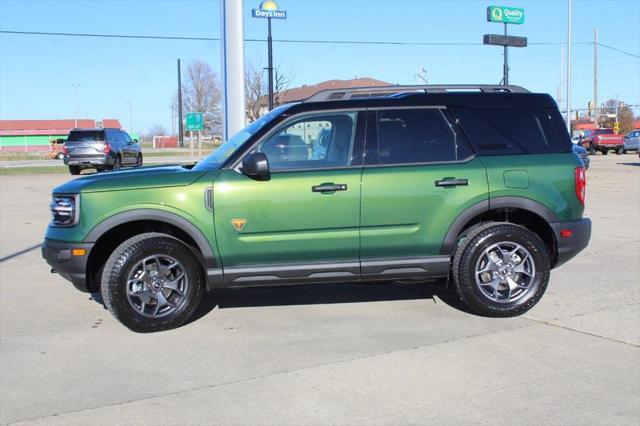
[452,223,550,317]
[101,233,205,332]
[136,154,143,167]
[69,166,81,175]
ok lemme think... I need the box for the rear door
[360,107,489,278]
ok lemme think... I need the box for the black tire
[452,223,550,317]
[112,155,122,170]
[101,233,205,332]
[588,145,595,155]
[69,166,81,175]
[56,153,64,160]
[136,154,143,167]
[601,149,608,155]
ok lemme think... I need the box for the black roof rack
[304,84,530,102]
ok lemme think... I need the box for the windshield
[193,104,293,171]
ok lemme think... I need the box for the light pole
[126,101,133,131]
[566,0,573,131]
[71,84,80,128]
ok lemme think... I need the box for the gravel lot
[1,154,638,425]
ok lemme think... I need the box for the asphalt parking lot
[1,154,638,425]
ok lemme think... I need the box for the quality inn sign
[487,5,525,25]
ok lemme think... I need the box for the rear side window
[373,109,472,165]
[67,130,104,142]
[451,107,571,155]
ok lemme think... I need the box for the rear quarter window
[451,107,571,155]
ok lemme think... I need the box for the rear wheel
[69,166,81,175]
[601,149,608,155]
[616,147,626,155]
[101,233,204,332]
[112,155,122,170]
[452,223,550,317]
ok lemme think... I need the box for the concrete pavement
[0,154,638,425]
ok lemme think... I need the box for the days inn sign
[252,0,287,19]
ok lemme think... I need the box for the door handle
[435,178,469,187]
[312,184,348,192]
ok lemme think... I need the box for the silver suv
[63,128,142,175]
[624,130,640,153]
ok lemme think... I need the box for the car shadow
[188,280,475,324]
[617,162,640,167]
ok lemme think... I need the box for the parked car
[63,128,142,175]
[580,128,625,155]
[43,84,591,332]
[623,130,640,153]
[572,144,590,169]
[48,138,66,160]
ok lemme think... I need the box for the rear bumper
[42,239,94,292]
[64,154,111,167]
[550,218,592,268]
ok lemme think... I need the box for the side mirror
[241,152,270,181]
[133,139,139,144]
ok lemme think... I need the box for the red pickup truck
[580,128,625,155]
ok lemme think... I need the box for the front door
[214,110,365,285]
[360,108,489,278]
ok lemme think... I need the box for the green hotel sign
[487,6,525,25]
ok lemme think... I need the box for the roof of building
[276,77,392,104]
[0,119,122,136]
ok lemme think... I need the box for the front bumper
[42,239,94,292]
[550,218,592,268]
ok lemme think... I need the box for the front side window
[253,112,358,171]
[374,109,471,165]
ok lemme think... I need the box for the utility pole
[177,59,184,147]
[558,45,564,109]
[126,101,133,132]
[71,84,80,128]
[593,28,599,128]
[221,0,246,140]
[566,0,573,131]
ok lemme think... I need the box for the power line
[2,30,638,58]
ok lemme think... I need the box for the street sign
[252,0,286,19]
[487,6,525,25]
[185,112,204,131]
[483,34,528,48]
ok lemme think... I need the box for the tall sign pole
[267,17,274,110]
[593,27,599,127]
[566,0,573,131]
[485,6,526,85]
[177,59,184,146]
[221,0,246,140]
[252,1,287,111]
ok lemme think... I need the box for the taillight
[62,144,68,154]
[103,143,111,153]
[575,167,586,206]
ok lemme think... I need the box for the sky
[1,0,639,134]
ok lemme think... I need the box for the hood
[52,165,208,194]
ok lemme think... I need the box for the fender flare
[84,209,217,269]
[439,196,558,255]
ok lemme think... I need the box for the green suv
[43,85,591,332]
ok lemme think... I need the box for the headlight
[50,194,79,227]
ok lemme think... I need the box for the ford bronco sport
[43,85,591,332]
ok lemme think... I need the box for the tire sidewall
[455,224,550,316]
[102,235,203,332]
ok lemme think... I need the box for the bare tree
[173,60,222,135]
[600,99,636,134]
[147,125,167,137]
[244,61,293,122]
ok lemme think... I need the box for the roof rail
[304,84,530,102]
